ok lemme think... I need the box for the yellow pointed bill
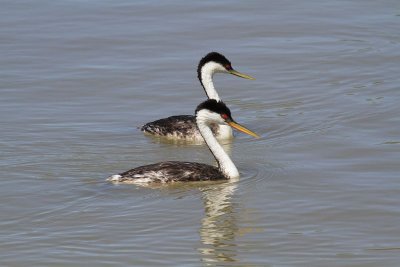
[229,69,255,80]
[227,121,260,138]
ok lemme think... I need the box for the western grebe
[141,52,254,141]
[108,99,259,184]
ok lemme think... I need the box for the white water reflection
[199,180,240,265]
[197,140,245,265]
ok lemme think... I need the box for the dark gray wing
[141,115,219,138]
[141,115,198,137]
[119,161,226,183]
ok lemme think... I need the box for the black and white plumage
[141,115,220,141]
[141,52,254,141]
[108,161,223,184]
[108,100,259,185]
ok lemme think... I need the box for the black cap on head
[197,52,232,81]
[198,52,231,68]
[195,99,233,121]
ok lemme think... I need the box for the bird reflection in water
[199,179,239,264]
[197,141,242,265]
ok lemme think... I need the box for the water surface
[1,1,400,266]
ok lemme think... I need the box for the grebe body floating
[141,52,254,141]
[109,100,259,185]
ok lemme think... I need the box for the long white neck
[197,112,239,179]
[199,62,223,102]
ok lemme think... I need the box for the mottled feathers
[107,161,226,184]
[141,115,219,141]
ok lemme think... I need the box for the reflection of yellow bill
[228,121,260,138]
[229,69,255,80]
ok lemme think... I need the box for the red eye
[221,114,229,120]
[225,64,232,70]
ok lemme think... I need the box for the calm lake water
[1,1,400,266]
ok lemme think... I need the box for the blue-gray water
[1,1,400,266]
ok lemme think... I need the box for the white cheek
[216,65,228,73]
[213,114,223,123]
[198,110,228,126]
[203,62,227,75]
[215,115,227,125]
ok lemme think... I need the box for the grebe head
[195,99,260,138]
[197,52,255,81]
